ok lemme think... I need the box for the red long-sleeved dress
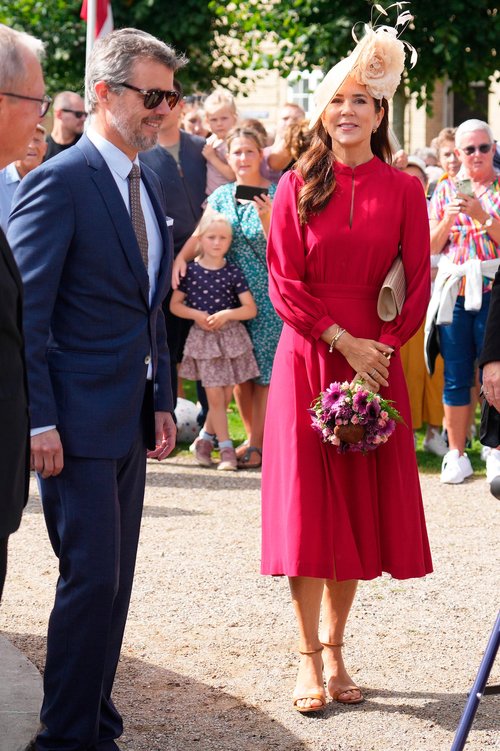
[261,157,433,581]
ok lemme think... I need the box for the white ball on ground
[174,397,201,444]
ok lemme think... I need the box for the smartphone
[235,185,269,201]
[455,178,474,197]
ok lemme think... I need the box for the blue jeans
[439,293,490,406]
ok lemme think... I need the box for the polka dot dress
[207,182,282,385]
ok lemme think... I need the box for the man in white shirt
[9,28,184,751]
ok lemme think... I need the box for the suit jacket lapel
[142,169,172,307]
[77,136,150,306]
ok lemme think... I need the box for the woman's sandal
[235,439,250,460]
[321,642,364,705]
[236,445,262,469]
[292,647,327,714]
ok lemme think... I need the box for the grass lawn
[174,380,486,476]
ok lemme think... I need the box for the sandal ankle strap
[321,641,345,648]
[298,646,324,655]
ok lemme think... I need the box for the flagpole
[85,0,97,66]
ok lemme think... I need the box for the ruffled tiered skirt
[179,321,260,387]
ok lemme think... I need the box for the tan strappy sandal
[321,642,364,705]
[292,646,327,714]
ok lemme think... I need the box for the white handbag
[377,254,405,321]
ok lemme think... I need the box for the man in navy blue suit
[9,28,184,751]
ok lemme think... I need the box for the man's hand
[31,428,64,478]
[147,411,176,461]
[483,361,500,413]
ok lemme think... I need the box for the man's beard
[110,109,159,152]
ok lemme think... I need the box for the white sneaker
[440,449,473,484]
[423,428,448,457]
[480,444,492,462]
[485,448,500,484]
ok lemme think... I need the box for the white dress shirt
[0,163,21,233]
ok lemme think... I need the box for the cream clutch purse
[377,255,405,321]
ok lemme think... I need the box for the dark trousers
[0,535,8,601]
[36,426,147,751]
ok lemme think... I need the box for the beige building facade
[235,69,500,150]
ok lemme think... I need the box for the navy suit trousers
[35,424,147,751]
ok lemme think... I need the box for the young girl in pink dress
[170,209,259,470]
[261,12,433,713]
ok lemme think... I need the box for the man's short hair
[53,91,84,111]
[0,24,44,90]
[85,28,187,114]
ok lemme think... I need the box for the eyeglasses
[0,91,52,117]
[460,143,492,156]
[118,82,180,110]
[61,108,87,118]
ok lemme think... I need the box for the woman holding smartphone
[429,119,500,484]
[173,127,282,468]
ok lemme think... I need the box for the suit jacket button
[144,355,151,365]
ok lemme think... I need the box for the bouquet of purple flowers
[309,379,404,454]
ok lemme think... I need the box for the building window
[287,70,323,116]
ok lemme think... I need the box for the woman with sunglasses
[429,119,500,484]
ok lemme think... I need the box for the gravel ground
[1,457,499,751]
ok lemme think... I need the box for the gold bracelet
[329,327,346,353]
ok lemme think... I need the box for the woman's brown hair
[296,98,391,225]
[226,126,265,153]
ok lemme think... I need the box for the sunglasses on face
[460,143,492,156]
[61,108,87,118]
[119,82,180,110]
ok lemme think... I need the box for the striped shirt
[429,175,499,294]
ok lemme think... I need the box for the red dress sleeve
[267,171,335,340]
[378,175,431,351]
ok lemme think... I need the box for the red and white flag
[81,0,113,39]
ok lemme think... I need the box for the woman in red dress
[261,13,433,713]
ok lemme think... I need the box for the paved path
[0,458,499,751]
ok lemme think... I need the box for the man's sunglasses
[61,108,87,118]
[119,82,180,110]
[0,91,52,117]
[460,143,492,156]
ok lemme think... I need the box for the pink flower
[353,28,406,101]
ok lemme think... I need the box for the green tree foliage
[0,0,222,96]
[210,0,499,107]
[0,1,87,95]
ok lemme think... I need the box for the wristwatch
[482,216,494,230]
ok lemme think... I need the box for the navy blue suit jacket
[8,134,174,459]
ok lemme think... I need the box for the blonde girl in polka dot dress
[170,210,259,470]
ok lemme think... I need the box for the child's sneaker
[217,447,237,471]
[194,438,214,467]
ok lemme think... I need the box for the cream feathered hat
[309,3,418,129]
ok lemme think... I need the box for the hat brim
[308,45,363,129]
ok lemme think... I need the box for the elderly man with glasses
[428,119,500,485]
[0,24,46,601]
[9,28,185,751]
[44,90,87,160]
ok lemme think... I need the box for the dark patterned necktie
[128,164,149,270]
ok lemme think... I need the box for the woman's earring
[372,128,377,134]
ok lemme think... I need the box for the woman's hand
[254,193,273,236]
[456,192,489,224]
[443,198,463,222]
[172,254,187,289]
[336,332,393,393]
[206,309,232,330]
